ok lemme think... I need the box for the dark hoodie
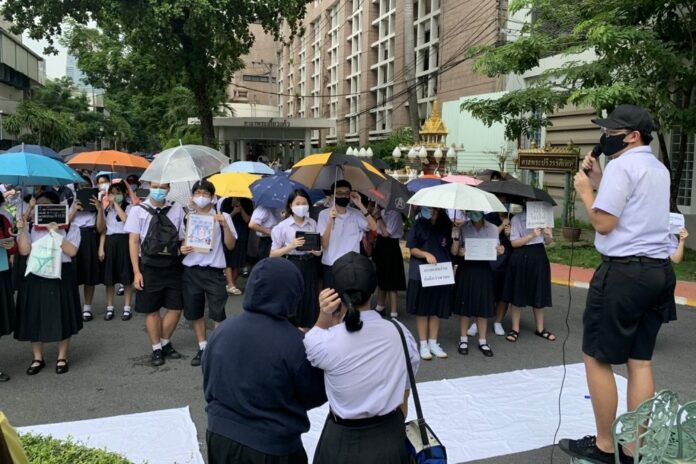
[202,258,327,456]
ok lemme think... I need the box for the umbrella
[442,174,482,186]
[222,161,275,176]
[140,144,229,184]
[405,177,443,193]
[289,152,386,193]
[250,173,324,209]
[7,144,61,161]
[0,151,82,186]
[366,157,389,171]
[208,173,261,199]
[476,169,515,182]
[167,180,197,207]
[68,150,150,172]
[408,182,507,212]
[58,146,88,159]
[477,179,557,206]
[367,178,412,212]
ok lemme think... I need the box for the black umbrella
[476,169,515,182]
[369,177,412,212]
[477,179,557,206]
[367,157,390,171]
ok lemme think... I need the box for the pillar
[304,130,312,158]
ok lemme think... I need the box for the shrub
[20,433,134,464]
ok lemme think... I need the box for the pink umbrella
[442,174,482,186]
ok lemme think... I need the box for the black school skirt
[373,236,406,291]
[0,270,14,337]
[406,278,453,318]
[287,255,320,328]
[14,262,83,343]
[503,244,552,308]
[453,260,495,318]
[74,227,101,286]
[102,234,134,286]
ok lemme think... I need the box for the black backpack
[140,204,181,267]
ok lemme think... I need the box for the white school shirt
[71,211,96,228]
[182,211,237,269]
[271,215,318,256]
[317,207,369,266]
[460,220,500,242]
[304,311,420,419]
[510,211,544,245]
[378,209,404,239]
[592,146,671,258]
[105,204,134,235]
[30,224,81,263]
[250,206,282,237]
[123,199,185,246]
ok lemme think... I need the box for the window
[671,128,695,207]
[327,4,340,139]
[414,0,441,121]
[370,0,396,134]
[346,0,363,138]
[243,75,273,83]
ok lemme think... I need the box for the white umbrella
[167,180,196,207]
[407,182,507,212]
[140,144,229,184]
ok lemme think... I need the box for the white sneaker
[494,322,505,336]
[420,344,433,361]
[467,323,478,337]
[428,342,448,359]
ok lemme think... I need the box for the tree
[3,101,78,149]
[459,0,696,210]
[2,1,311,148]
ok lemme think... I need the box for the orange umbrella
[68,150,150,172]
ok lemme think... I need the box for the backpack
[140,204,181,267]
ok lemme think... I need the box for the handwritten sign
[34,204,69,226]
[465,238,498,261]
[186,214,215,253]
[526,201,554,229]
[669,213,685,235]
[419,263,455,288]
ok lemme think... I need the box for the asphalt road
[1,280,695,464]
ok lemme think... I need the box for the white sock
[375,305,385,312]
[460,336,468,344]
[161,338,170,347]
[198,341,207,351]
[420,340,428,349]
[106,305,114,312]
[83,305,92,312]
[479,339,488,346]
[428,339,438,347]
[152,343,162,351]
[123,306,131,313]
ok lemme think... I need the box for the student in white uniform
[372,206,406,319]
[181,180,237,367]
[249,205,282,260]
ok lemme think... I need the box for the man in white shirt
[317,180,377,287]
[249,205,282,260]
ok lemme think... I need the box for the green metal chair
[663,400,696,463]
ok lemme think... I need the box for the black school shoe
[162,343,182,359]
[0,371,10,382]
[191,349,203,367]
[558,436,633,464]
[151,349,165,367]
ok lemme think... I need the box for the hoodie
[202,258,327,455]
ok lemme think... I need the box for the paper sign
[186,214,215,253]
[0,249,8,272]
[526,201,554,229]
[465,238,498,261]
[419,262,455,287]
[669,213,685,235]
[34,204,69,226]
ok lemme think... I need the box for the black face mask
[599,133,628,157]
[335,197,351,207]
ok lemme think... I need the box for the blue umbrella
[223,161,275,176]
[0,152,82,186]
[7,144,61,161]
[250,173,325,209]
[406,178,443,193]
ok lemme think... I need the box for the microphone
[583,144,602,175]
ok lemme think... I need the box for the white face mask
[192,196,212,208]
[98,183,110,191]
[291,205,309,217]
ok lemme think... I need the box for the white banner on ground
[419,262,455,287]
[526,201,555,229]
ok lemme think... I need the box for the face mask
[291,205,309,217]
[99,183,110,191]
[599,133,629,157]
[114,194,124,203]
[335,197,351,208]
[150,188,168,202]
[467,211,484,222]
[420,207,433,220]
[192,196,212,208]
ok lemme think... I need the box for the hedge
[20,433,134,464]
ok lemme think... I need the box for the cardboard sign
[464,238,498,261]
[419,262,455,288]
[295,231,321,251]
[34,204,69,226]
[186,213,215,253]
[526,201,554,229]
[669,213,685,235]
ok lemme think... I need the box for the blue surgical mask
[420,207,433,220]
[150,188,168,202]
[467,211,484,222]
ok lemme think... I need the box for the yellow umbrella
[290,152,386,193]
[208,172,261,199]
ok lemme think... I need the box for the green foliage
[3,101,78,149]
[20,433,134,464]
[368,128,415,169]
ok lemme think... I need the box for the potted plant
[562,189,582,242]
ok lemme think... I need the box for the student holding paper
[504,203,555,343]
[270,189,322,330]
[0,195,16,382]
[406,206,453,360]
[451,211,504,357]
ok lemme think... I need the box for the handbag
[391,320,447,464]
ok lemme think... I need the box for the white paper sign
[669,213,685,235]
[419,262,455,287]
[465,238,498,261]
[526,201,554,229]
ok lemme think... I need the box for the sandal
[506,330,519,343]
[534,329,557,341]
[82,311,93,322]
[104,309,114,321]
[226,286,243,295]
[26,359,45,376]
[56,359,69,375]
[457,342,469,355]
[121,311,132,321]
[478,343,494,357]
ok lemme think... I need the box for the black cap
[591,104,656,133]
[333,252,377,297]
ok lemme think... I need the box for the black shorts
[135,264,184,314]
[182,266,228,322]
[582,259,676,364]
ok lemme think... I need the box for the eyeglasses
[600,127,633,136]
[334,191,351,198]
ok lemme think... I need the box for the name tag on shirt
[465,238,498,261]
[419,263,455,287]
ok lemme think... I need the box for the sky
[23,35,68,80]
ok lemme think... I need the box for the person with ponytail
[270,189,322,330]
[304,252,420,464]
